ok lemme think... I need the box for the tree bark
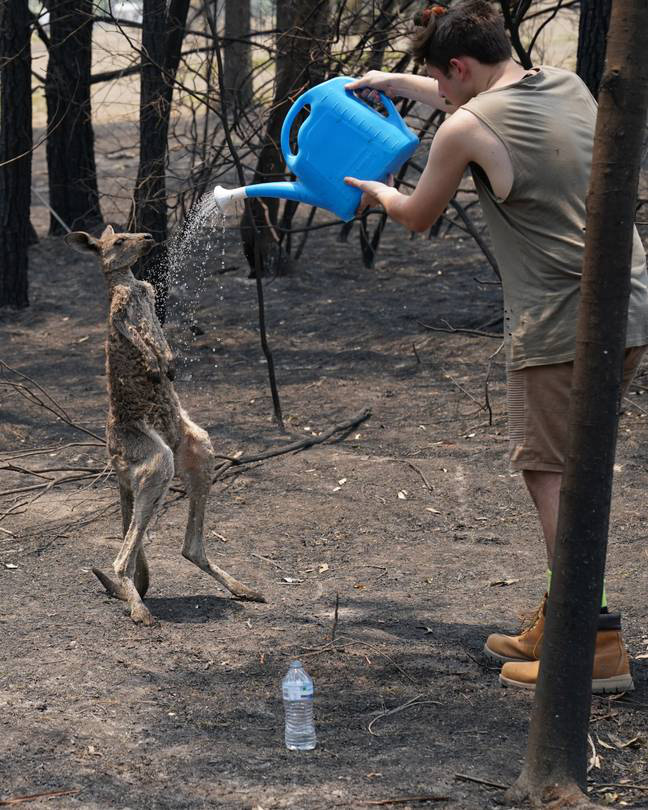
[507,0,648,805]
[128,0,190,322]
[577,0,612,99]
[0,0,31,308]
[365,0,396,71]
[498,0,533,70]
[45,0,102,234]
[224,0,253,111]
[240,0,330,276]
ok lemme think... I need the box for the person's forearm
[383,73,450,111]
[373,187,429,233]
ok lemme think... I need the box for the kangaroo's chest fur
[106,280,181,449]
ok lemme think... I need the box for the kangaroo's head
[65,225,155,274]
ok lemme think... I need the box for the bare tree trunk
[577,0,612,99]
[129,0,190,322]
[0,0,31,308]
[224,0,253,111]
[507,0,648,805]
[365,0,395,71]
[240,0,330,276]
[498,0,533,69]
[45,0,102,234]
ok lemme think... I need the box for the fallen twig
[463,650,499,672]
[368,694,441,736]
[1,464,103,480]
[418,319,501,339]
[330,592,340,642]
[0,472,107,499]
[590,782,648,793]
[454,773,509,790]
[0,788,80,805]
[0,360,104,442]
[0,442,104,462]
[403,461,434,493]
[4,500,120,546]
[299,634,417,684]
[623,395,648,416]
[484,342,503,427]
[250,552,291,573]
[212,407,371,482]
[441,368,488,414]
[355,795,449,806]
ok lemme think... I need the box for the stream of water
[166,192,230,384]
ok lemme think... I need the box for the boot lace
[518,597,546,633]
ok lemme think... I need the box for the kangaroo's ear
[101,224,115,239]
[65,231,100,254]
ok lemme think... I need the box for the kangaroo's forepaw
[130,604,155,625]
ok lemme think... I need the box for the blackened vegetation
[0,0,32,309]
[45,0,102,235]
[128,0,190,323]
[577,0,612,99]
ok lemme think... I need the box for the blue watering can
[213,76,419,222]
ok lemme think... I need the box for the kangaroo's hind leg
[176,411,265,603]
[93,476,150,600]
[95,425,173,624]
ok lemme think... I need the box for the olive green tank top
[460,65,648,370]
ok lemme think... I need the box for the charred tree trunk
[129,0,190,322]
[507,0,648,805]
[498,0,533,69]
[224,0,253,112]
[0,0,32,308]
[365,0,395,71]
[45,0,102,234]
[577,0,612,99]
[240,0,330,277]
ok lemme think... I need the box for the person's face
[427,59,473,106]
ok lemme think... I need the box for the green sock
[546,568,608,609]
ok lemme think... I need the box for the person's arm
[345,70,455,112]
[345,110,475,232]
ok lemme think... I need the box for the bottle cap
[291,660,302,668]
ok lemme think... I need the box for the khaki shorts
[507,346,647,473]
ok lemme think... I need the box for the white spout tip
[212,185,247,212]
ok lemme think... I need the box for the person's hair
[411,0,512,73]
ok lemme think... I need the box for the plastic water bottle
[282,660,316,750]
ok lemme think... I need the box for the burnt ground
[1,211,648,810]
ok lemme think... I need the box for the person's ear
[449,57,468,79]
[65,231,100,254]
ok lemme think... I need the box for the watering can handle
[347,82,411,133]
[281,89,314,172]
[376,91,410,132]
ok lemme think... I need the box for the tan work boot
[499,613,634,694]
[483,594,547,664]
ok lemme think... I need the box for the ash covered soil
[1,214,648,810]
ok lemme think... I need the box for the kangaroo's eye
[115,238,125,245]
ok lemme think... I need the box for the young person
[345,0,648,692]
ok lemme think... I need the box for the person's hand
[345,175,395,215]
[345,71,396,105]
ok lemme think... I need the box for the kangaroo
[66,225,265,625]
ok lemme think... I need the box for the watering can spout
[213,181,322,214]
[212,185,247,214]
[243,181,321,209]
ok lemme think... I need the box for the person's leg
[522,469,561,566]
[486,362,590,666]
[494,351,648,688]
